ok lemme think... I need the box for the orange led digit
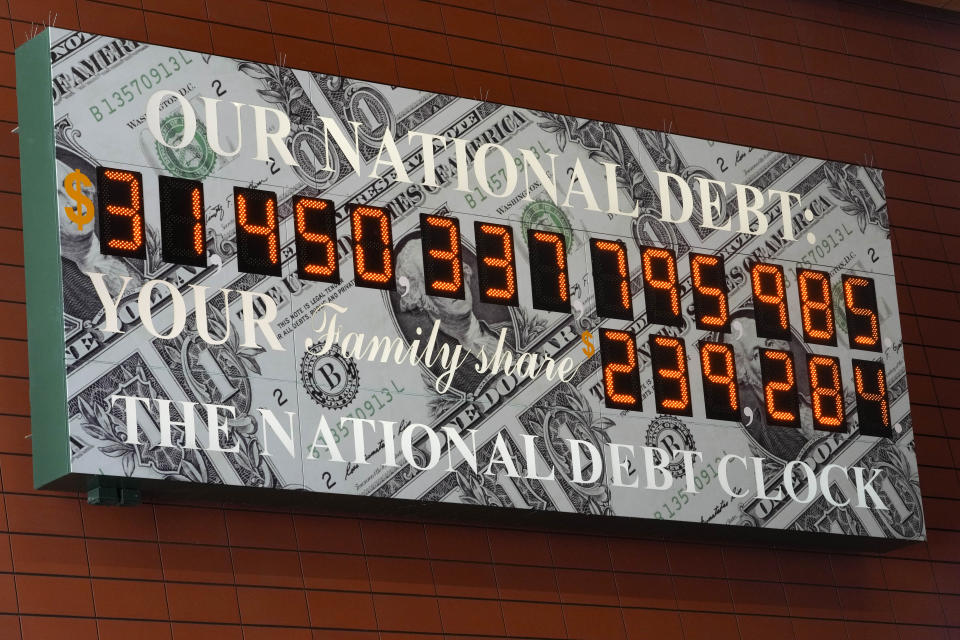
[475,222,519,306]
[699,342,739,421]
[690,253,729,331]
[159,175,206,267]
[420,214,464,299]
[751,262,790,340]
[294,196,339,283]
[528,229,570,313]
[797,269,836,345]
[191,187,203,257]
[234,187,281,276]
[590,239,633,320]
[649,335,692,416]
[641,247,682,326]
[853,359,891,437]
[759,349,800,428]
[843,275,882,352]
[598,329,642,410]
[808,355,845,431]
[350,204,395,290]
[97,167,145,259]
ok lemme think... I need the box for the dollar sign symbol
[63,169,94,231]
[581,330,595,357]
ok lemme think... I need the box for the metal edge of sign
[16,29,72,489]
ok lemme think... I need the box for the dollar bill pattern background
[46,29,922,540]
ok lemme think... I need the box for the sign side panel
[17,29,72,488]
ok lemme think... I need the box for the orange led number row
[595,334,889,436]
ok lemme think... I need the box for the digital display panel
[844,275,883,352]
[698,342,739,422]
[475,222,519,306]
[649,334,692,416]
[599,329,642,411]
[96,166,145,259]
[853,359,892,437]
[420,214,464,299]
[797,268,836,346]
[640,246,682,327]
[293,196,339,283]
[19,28,920,542]
[690,254,729,332]
[751,262,790,340]
[350,204,395,290]
[528,229,570,313]
[159,175,206,267]
[590,239,632,320]
[807,354,845,432]
[759,349,801,428]
[234,187,281,276]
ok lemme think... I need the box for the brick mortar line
[261,0,960,67]
[416,0,960,89]
[3,566,960,609]
[72,0,960,126]
[0,511,956,564]
[0,571,960,628]
[6,607,571,639]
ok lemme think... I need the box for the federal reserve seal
[645,416,696,479]
[300,344,359,409]
[155,113,217,180]
[521,198,574,252]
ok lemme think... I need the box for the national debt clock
[16,28,924,541]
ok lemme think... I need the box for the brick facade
[1,0,959,638]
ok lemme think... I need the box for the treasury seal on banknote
[155,113,217,180]
[521,198,574,252]
[343,85,396,147]
[645,416,696,479]
[300,344,359,410]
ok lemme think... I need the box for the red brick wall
[1,0,959,638]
